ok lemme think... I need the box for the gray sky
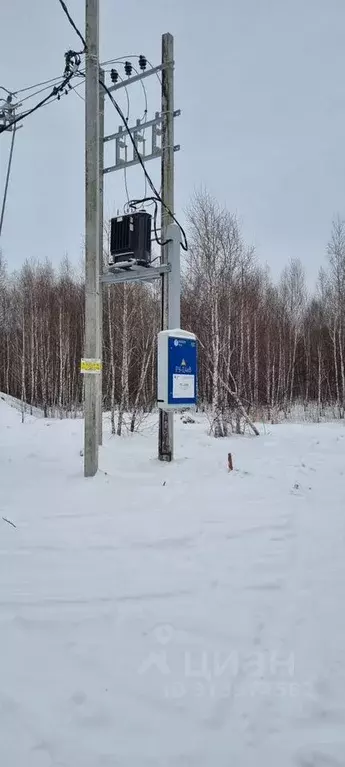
[1,0,345,285]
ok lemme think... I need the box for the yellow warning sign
[80,358,102,374]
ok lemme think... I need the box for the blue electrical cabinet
[157,329,197,410]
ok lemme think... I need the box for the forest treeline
[1,191,345,435]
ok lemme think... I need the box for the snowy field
[1,399,345,766]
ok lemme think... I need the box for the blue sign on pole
[167,335,197,407]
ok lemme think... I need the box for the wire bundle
[0,0,188,250]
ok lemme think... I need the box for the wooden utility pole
[158,32,175,462]
[84,0,100,476]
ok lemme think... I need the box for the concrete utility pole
[98,67,105,446]
[158,32,175,462]
[0,123,16,237]
[0,98,18,238]
[84,0,100,476]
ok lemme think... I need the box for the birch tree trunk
[211,292,224,437]
[317,346,322,414]
[117,285,130,436]
[331,324,340,410]
[338,324,345,416]
[253,314,259,409]
[21,308,26,422]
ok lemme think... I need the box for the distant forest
[1,191,345,435]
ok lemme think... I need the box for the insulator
[124,61,133,77]
[110,69,119,84]
[139,55,147,71]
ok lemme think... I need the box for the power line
[103,56,162,86]
[72,84,85,102]
[57,0,86,51]
[118,74,131,206]
[15,74,65,95]
[100,79,188,251]
[0,85,13,96]
[129,64,148,120]
[12,67,85,100]
[0,124,16,236]
[101,55,142,67]
[0,73,74,135]
[111,67,148,206]
[25,80,80,113]
[130,65,148,202]
[146,58,162,85]
[20,80,65,105]
[104,60,149,116]
[18,72,83,106]
[127,197,167,247]
[1,52,179,241]
[115,73,130,122]
[10,54,155,106]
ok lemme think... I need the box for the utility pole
[98,67,105,446]
[0,97,18,238]
[97,35,181,466]
[84,0,100,476]
[158,32,175,462]
[0,123,16,237]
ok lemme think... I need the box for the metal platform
[101,263,171,285]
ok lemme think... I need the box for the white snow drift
[1,399,345,766]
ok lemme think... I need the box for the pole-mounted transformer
[109,210,152,267]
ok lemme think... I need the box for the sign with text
[157,329,197,410]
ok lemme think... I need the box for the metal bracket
[103,110,181,175]
[107,62,173,94]
[104,110,180,144]
[101,263,171,285]
[103,146,180,175]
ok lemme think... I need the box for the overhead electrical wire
[27,79,84,112]
[0,123,17,236]
[100,79,188,251]
[57,0,86,51]
[0,0,85,234]
[15,73,66,95]
[104,59,148,118]
[116,73,131,206]
[109,64,148,206]
[127,197,165,247]
[103,55,162,86]
[9,53,157,107]
[72,83,85,102]
[19,80,67,105]
[0,72,74,135]
[145,58,162,85]
[102,56,162,208]
[1,32,184,246]
[124,63,148,204]
[101,54,142,67]
[1,0,86,137]
[12,71,84,108]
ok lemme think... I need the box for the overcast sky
[1,0,345,284]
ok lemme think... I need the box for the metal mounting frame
[101,263,171,285]
[103,110,181,175]
[107,62,171,94]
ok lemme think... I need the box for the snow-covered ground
[1,399,345,766]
